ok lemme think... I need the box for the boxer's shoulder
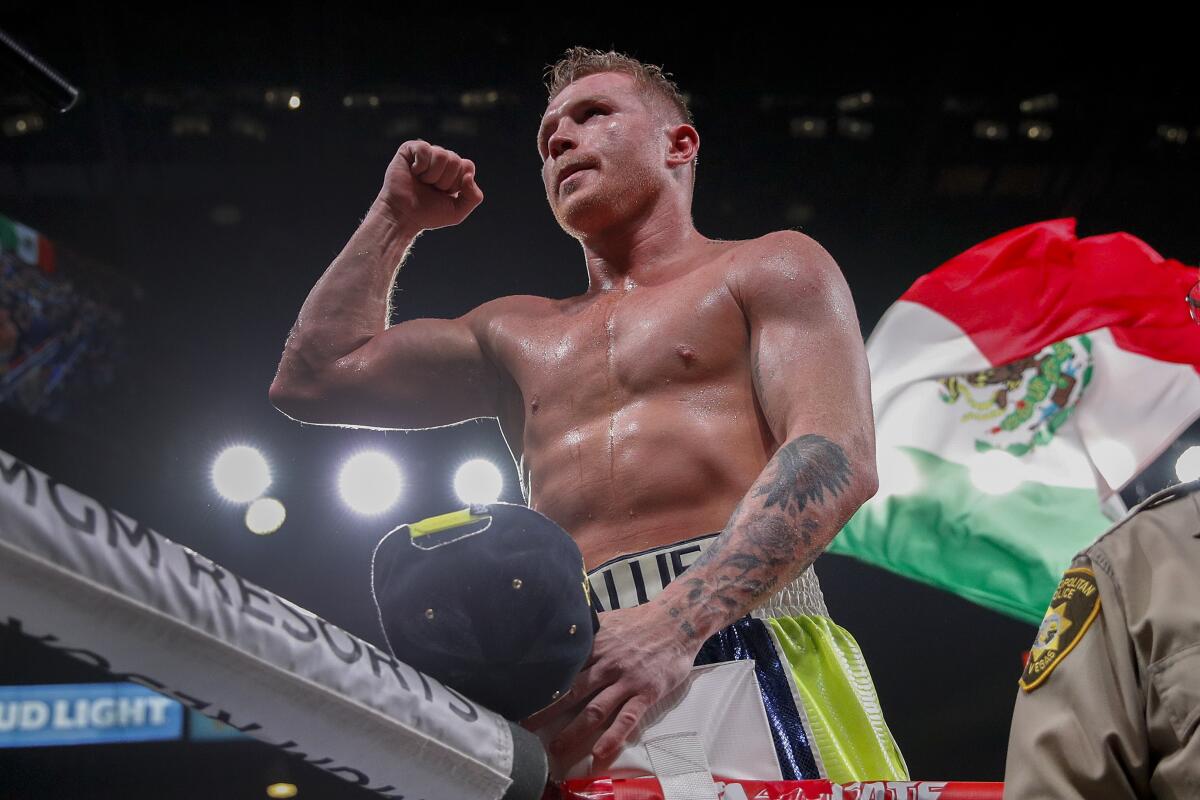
[722,230,848,318]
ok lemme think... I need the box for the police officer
[1004,478,1200,798]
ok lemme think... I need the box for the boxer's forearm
[272,204,420,391]
[655,434,871,644]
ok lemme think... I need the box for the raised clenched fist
[374,140,484,231]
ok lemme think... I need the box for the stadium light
[211,446,271,504]
[1019,120,1054,141]
[245,498,286,535]
[454,459,503,505]
[338,451,403,516]
[1176,446,1200,483]
[968,450,1024,495]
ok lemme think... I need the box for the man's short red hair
[544,47,694,127]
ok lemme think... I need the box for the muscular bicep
[272,306,508,430]
[742,232,877,490]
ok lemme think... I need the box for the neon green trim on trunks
[763,614,908,783]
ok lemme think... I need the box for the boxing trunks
[587,533,908,783]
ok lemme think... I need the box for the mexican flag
[0,213,56,273]
[829,219,1200,624]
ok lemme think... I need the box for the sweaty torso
[484,238,780,570]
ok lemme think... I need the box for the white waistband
[586,533,828,619]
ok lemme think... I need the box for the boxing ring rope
[0,447,1002,800]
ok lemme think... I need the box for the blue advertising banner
[187,712,247,742]
[0,683,183,748]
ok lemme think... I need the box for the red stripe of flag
[902,219,1200,374]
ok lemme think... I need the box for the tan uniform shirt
[1004,479,1200,799]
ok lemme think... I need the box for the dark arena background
[1,6,1197,799]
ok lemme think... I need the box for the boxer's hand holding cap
[371,503,598,721]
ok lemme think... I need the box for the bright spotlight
[338,451,403,515]
[246,498,286,535]
[1176,446,1200,483]
[212,446,271,503]
[968,450,1024,496]
[454,459,503,505]
[1090,439,1137,489]
[872,447,921,503]
[266,784,298,799]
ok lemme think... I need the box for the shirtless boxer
[270,48,906,782]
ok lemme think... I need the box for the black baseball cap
[371,503,599,721]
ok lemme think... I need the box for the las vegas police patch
[1020,566,1102,692]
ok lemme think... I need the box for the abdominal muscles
[526,394,772,570]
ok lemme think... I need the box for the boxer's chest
[504,262,751,419]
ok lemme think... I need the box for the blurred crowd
[0,250,125,422]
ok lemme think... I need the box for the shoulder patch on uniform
[1019,567,1102,692]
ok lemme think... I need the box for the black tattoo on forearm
[754,434,852,517]
[666,435,854,641]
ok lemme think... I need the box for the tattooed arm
[657,230,879,643]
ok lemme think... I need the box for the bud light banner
[187,711,247,742]
[0,683,183,748]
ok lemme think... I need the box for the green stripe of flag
[829,447,1113,624]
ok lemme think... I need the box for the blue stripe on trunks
[694,615,819,781]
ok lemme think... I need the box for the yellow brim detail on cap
[409,507,489,539]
